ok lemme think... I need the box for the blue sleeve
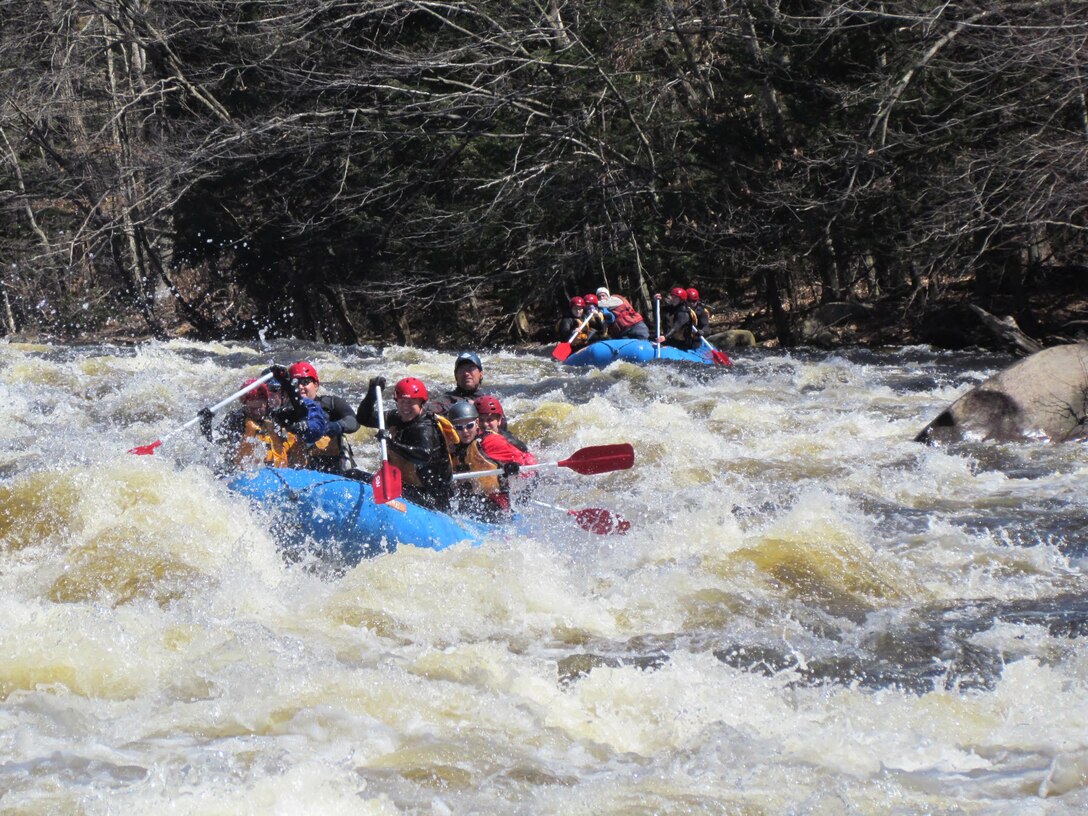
[599,307,615,323]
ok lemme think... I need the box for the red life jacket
[609,296,644,330]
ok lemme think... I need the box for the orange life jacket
[235,418,301,469]
[455,437,502,496]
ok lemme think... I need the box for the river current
[1,339,1086,814]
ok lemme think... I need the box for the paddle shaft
[452,460,554,480]
[162,372,275,445]
[654,296,662,359]
[451,443,634,481]
[528,499,631,535]
[552,312,596,361]
[375,386,390,464]
[566,312,594,345]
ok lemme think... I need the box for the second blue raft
[228,467,501,565]
[563,339,712,368]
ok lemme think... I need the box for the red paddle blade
[128,440,162,456]
[557,443,635,475]
[571,507,631,535]
[552,342,573,362]
[710,349,732,366]
[372,462,403,504]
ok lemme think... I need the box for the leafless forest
[2,1,1086,348]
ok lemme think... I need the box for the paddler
[356,376,454,511]
[199,369,327,474]
[687,287,711,334]
[656,287,701,350]
[428,350,490,417]
[448,396,537,520]
[556,296,607,352]
[596,286,651,340]
[287,361,360,474]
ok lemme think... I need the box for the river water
[1,339,1086,814]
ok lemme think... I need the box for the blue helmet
[454,351,483,371]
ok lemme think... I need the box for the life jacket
[435,413,460,454]
[308,433,355,473]
[454,437,502,496]
[609,296,644,331]
[693,302,711,330]
[235,418,300,469]
[557,317,591,347]
[671,306,702,347]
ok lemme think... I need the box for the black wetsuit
[662,302,700,350]
[428,387,484,416]
[356,392,452,511]
[691,302,710,333]
[311,394,361,473]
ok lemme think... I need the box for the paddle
[371,383,403,505]
[128,371,275,455]
[451,443,634,481]
[699,334,733,367]
[654,294,662,359]
[551,312,595,362]
[529,499,631,535]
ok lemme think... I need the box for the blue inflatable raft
[563,339,712,368]
[228,467,501,565]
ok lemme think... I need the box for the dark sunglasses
[294,377,316,386]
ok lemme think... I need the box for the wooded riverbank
[3,3,1086,351]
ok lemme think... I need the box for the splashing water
[1,339,1086,813]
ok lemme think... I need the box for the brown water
[1,339,1086,814]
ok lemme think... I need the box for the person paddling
[287,361,360,474]
[556,296,607,352]
[448,396,537,520]
[429,351,490,416]
[656,287,701,350]
[687,288,711,334]
[200,369,326,474]
[475,394,532,453]
[357,376,454,511]
[596,286,650,340]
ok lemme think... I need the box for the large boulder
[916,343,1088,444]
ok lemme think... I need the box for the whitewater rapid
[1,339,1086,813]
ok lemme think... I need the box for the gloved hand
[268,364,291,385]
[502,462,520,476]
[327,420,343,437]
[375,428,391,441]
[272,403,306,424]
[198,406,214,439]
[368,376,388,392]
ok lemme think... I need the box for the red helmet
[570,296,585,308]
[288,361,319,383]
[240,378,270,402]
[473,395,504,417]
[394,377,428,401]
[583,293,599,307]
[669,286,688,301]
[686,288,700,302]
